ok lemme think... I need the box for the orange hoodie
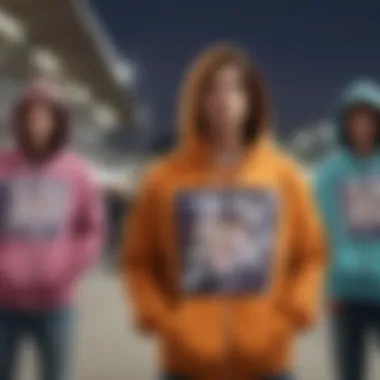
[122,44,326,379]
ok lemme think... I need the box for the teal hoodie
[314,79,380,302]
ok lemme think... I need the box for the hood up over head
[336,79,380,150]
[176,42,271,161]
[12,79,70,163]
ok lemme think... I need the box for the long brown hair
[178,42,271,147]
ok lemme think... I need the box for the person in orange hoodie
[121,43,326,380]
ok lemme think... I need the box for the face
[347,108,377,152]
[26,102,55,149]
[203,64,249,141]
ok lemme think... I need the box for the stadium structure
[288,120,335,167]
[0,0,147,196]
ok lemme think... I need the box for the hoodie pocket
[233,300,293,367]
[160,299,225,370]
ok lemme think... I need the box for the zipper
[209,158,242,378]
[221,188,234,380]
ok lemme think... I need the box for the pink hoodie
[0,80,104,310]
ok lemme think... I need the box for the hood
[336,79,380,149]
[176,42,271,161]
[12,79,70,163]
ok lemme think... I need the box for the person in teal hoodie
[315,79,380,380]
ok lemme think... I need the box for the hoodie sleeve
[67,166,105,282]
[279,159,327,329]
[121,165,171,334]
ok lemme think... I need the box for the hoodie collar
[335,79,380,162]
[12,80,70,165]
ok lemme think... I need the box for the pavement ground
[17,268,380,380]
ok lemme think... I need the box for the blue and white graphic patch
[342,177,380,238]
[0,178,69,239]
[175,189,278,295]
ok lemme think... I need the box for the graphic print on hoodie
[177,189,277,295]
[123,44,326,379]
[315,79,380,301]
[0,177,69,239]
[0,80,104,310]
[343,176,380,238]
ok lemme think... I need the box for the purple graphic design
[0,178,69,239]
[342,177,380,239]
[175,189,278,295]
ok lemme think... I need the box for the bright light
[91,103,119,130]
[112,59,137,85]
[30,47,61,76]
[64,81,92,106]
[0,9,25,45]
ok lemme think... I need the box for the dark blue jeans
[331,300,380,380]
[162,373,293,379]
[0,307,73,380]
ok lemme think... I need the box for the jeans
[0,307,73,380]
[162,373,293,379]
[331,300,380,380]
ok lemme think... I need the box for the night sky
[93,0,380,145]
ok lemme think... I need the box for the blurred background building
[0,0,348,195]
[287,120,336,173]
[0,0,342,255]
[0,0,152,191]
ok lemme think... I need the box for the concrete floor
[19,268,380,380]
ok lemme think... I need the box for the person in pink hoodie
[0,79,105,380]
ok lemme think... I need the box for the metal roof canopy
[1,0,134,128]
